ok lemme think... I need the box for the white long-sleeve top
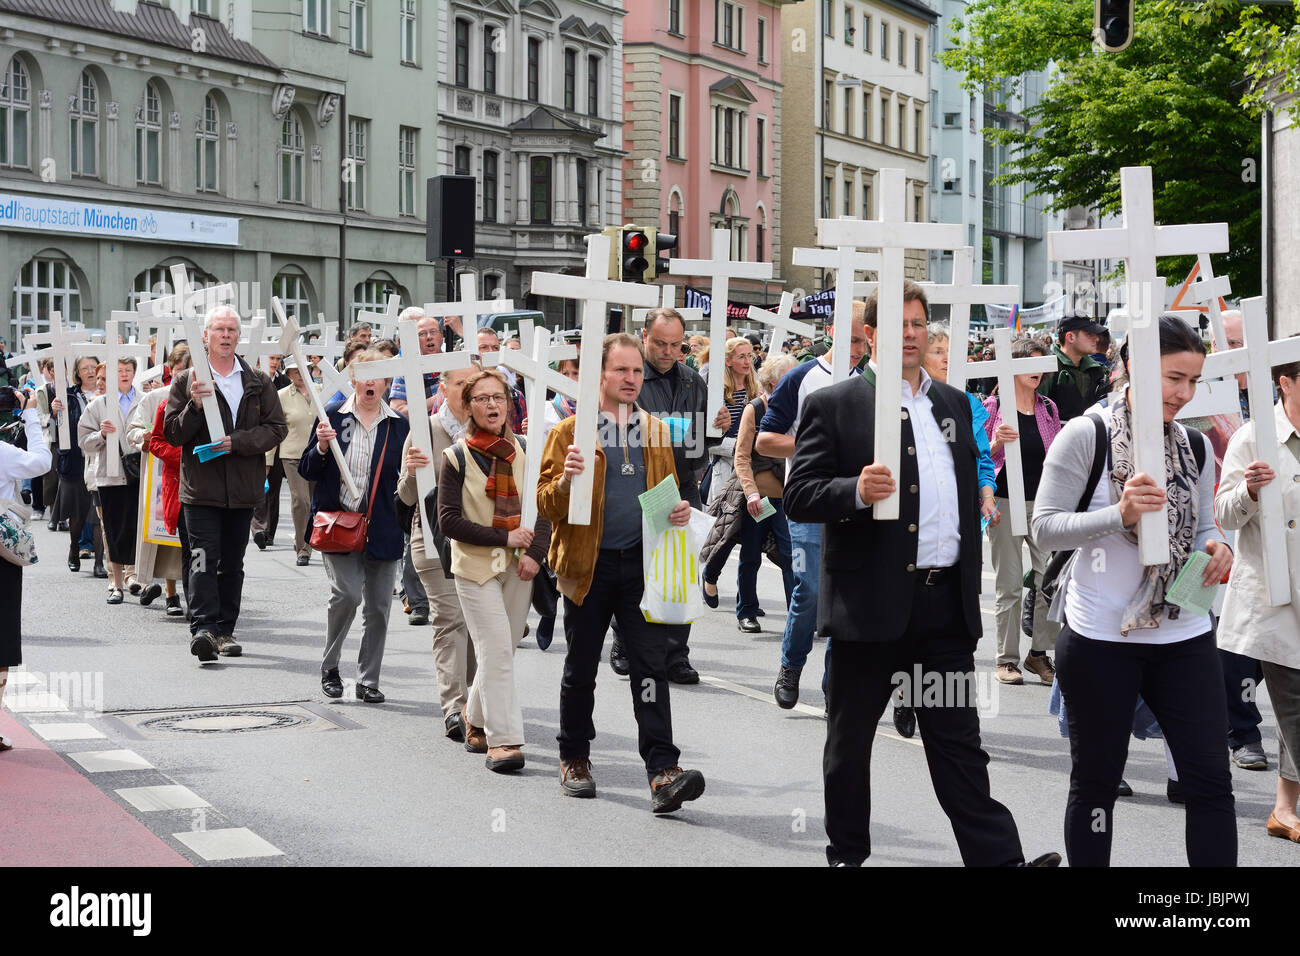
[1,408,51,521]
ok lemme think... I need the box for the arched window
[70,70,99,177]
[273,271,312,319]
[128,264,216,312]
[1,57,31,170]
[279,113,305,203]
[351,275,403,321]
[12,256,82,344]
[136,81,163,185]
[195,93,220,192]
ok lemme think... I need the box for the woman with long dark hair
[1033,314,1236,866]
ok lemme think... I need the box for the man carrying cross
[164,304,288,664]
[784,281,1056,867]
[388,307,445,419]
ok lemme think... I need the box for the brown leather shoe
[1022,654,1055,685]
[1266,812,1300,842]
[464,718,487,754]
[560,757,596,798]
[486,745,525,773]
[996,662,1024,685]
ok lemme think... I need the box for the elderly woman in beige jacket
[1215,357,1300,844]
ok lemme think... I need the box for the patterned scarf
[1107,387,1199,634]
[438,401,466,443]
[465,428,521,531]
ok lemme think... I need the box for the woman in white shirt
[1214,355,1300,844]
[1032,314,1235,867]
[1,387,50,751]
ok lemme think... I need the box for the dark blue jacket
[299,404,408,562]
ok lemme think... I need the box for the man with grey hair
[164,304,288,664]
[388,307,444,418]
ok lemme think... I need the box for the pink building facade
[622,0,795,309]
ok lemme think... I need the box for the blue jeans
[780,519,828,687]
[737,498,794,619]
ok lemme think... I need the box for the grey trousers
[322,552,400,689]
[402,532,428,613]
[282,459,314,559]
[1261,660,1300,782]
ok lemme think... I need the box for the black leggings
[1055,623,1236,867]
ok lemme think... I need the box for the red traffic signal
[622,229,650,282]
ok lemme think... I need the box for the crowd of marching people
[3,289,1300,867]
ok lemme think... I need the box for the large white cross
[357,294,402,341]
[1197,296,1300,606]
[1049,165,1229,564]
[129,307,186,385]
[237,310,285,375]
[817,168,965,520]
[272,301,362,503]
[351,319,477,554]
[630,284,706,332]
[170,265,233,444]
[88,317,152,479]
[746,292,817,353]
[1190,253,1233,353]
[531,234,661,524]
[497,325,579,532]
[793,245,880,383]
[300,330,355,404]
[963,327,1057,536]
[22,314,91,449]
[668,229,774,437]
[425,273,514,352]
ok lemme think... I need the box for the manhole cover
[102,702,360,740]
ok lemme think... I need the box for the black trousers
[183,504,253,638]
[559,547,680,777]
[176,505,192,612]
[1220,646,1264,749]
[1056,624,1236,867]
[251,456,283,543]
[824,572,1023,867]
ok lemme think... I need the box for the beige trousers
[411,523,476,719]
[455,569,533,748]
[282,459,315,558]
[988,497,1060,664]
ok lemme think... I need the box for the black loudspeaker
[426,175,476,260]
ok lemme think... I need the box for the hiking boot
[560,757,596,798]
[996,662,1024,685]
[1022,654,1055,685]
[464,718,487,754]
[190,630,218,664]
[214,634,242,657]
[774,666,801,709]
[650,766,706,814]
[486,746,525,773]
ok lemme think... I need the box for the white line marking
[173,827,284,861]
[28,722,105,741]
[116,784,211,812]
[67,749,154,773]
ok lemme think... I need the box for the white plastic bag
[640,508,715,625]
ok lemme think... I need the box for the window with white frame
[822,175,831,218]
[194,0,213,14]
[398,126,417,216]
[454,19,470,87]
[862,183,871,219]
[756,116,765,175]
[843,87,853,135]
[399,0,417,64]
[863,13,871,51]
[843,4,852,44]
[0,57,31,170]
[195,92,219,192]
[454,144,471,176]
[587,55,599,116]
[530,156,551,224]
[915,36,923,72]
[757,18,766,62]
[70,70,99,177]
[861,89,871,141]
[822,0,832,36]
[304,0,329,36]
[715,0,740,49]
[843,177,852,216]
[12,256,81,339]
[350,0,368,53]
[563,49,576,111]
[278,112,305,203]
[668,93,683,158]
[881,21,889,59]
[352,277,399,320]
[712,105,745,169]
[527,37,541,102]
[484,24,498,92]
[347,117,367,210]
[898,28,905,66]
[898,101,907,151]
[483,150,498,222]
[914,107,923,154]
[136,82,162,186]
[274,272,311,319]
[575,156,587,225]
[669,0,682,35]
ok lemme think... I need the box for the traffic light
[621,227,651,283]
[1094,0,1133,53]
[650,231,677,282]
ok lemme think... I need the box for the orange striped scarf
[466,430,521,530]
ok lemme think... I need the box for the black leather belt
[917,566,955,586]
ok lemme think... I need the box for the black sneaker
[893,703,917,739]
[668,660,699,685]
[1167,778,1185,805]
[296,554,310,567]
[609,636,630,676]
[190,630,218,664]
[444,712,465,742]
[140,583,163,607]
[650,766,706,814]
[774,666,801,709]
[408,609,429,626]
[253,530,267,551]
[165,594,185,617]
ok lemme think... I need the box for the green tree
[944,0,1262,297]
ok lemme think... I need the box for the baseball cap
[1059,316,1106,336]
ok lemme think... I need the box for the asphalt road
[3,501,1293,867]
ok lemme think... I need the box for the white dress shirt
[211,361,245,419]
[338,395,400,513]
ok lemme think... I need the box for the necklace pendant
[621,462,636,477]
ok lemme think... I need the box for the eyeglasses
[470,394,508,406]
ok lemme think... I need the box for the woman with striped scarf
[439,369,552,773]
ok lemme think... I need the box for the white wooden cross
[137,270,236,325]
[271,301,362,503]
[793,245,881,383]
[351,318,477,554]
[817,168,966,520]
[531,234,661,524]
[171,264,233,444]
[300,330,355,404]
[357,294,402,341]
[747,292,817,354]
[1196,296,1299,606]
[22,313,92,449]
[1049,165,1229,564]
[129,307,186,386]
[631,284,706,332]
[963,327,1057,536]
[90,317,151,479]
[237,310,284,375]
[668,228,774,437]
[497,325,579,532]
[1190,253,1232,353]
[425,274,514,353]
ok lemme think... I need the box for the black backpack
[423,436,528,580]
[1038,413,1207,602]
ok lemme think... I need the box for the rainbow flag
[1009,304,1021,333]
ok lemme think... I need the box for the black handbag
[123,451,142,482]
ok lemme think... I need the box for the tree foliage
[943,0,1263,297]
